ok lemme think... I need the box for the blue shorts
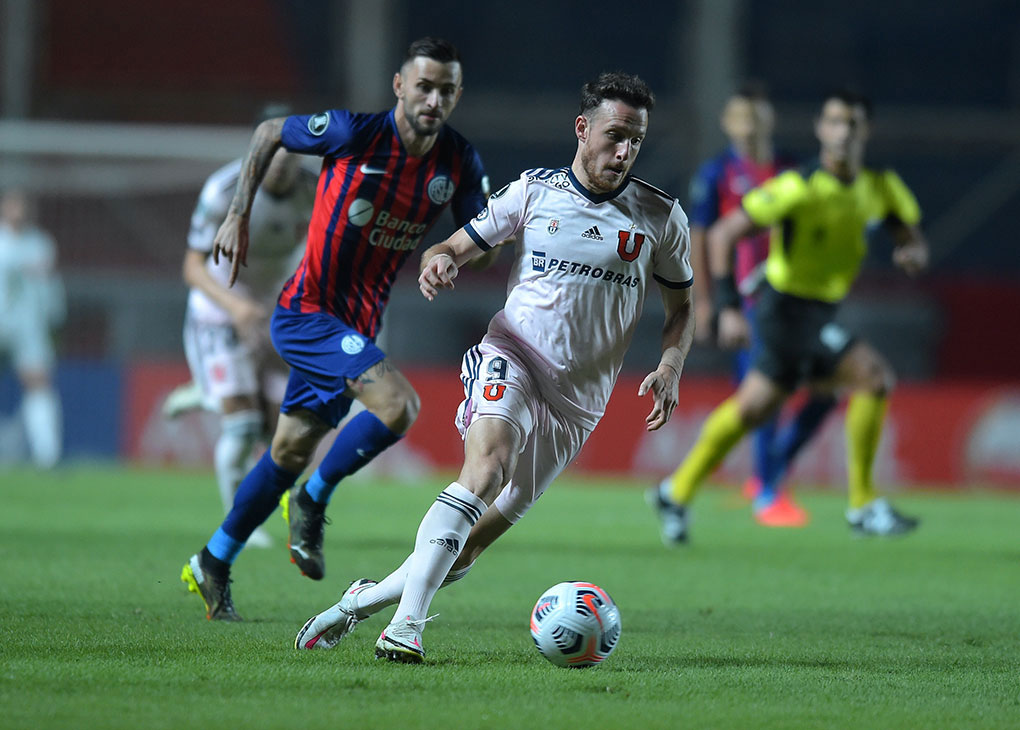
[270,305,387,428]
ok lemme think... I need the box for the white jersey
[464,167,693,428]
[186,159,316,325]
[0,222,61,324]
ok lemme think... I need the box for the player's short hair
[823,88,873,120]
[732,80,771,103]
[404,37,461,66]
[579,72,656,117]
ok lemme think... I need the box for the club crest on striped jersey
[427,175,455,204]
[307,112,330,136]
[341,334,366,354]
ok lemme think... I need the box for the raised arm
[707,207,758,349]
[212,118,286,285]
[417,227,489,301]
[638,285,694,431]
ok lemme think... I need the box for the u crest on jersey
[617,230,645,262]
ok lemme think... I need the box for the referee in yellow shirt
[650,90,929,543]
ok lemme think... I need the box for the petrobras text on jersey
[535,255,641,288]
[368,210,428,251]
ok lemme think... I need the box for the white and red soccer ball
[529,581,622,668]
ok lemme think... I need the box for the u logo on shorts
[482,384,506,401]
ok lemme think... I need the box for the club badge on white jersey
[464,167,693,427]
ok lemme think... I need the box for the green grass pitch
[1,465,1018,729]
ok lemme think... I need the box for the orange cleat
[754,493,809,527]
[742,477,762,502]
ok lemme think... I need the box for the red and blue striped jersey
[688,146,793,292]
[277,109,488,337]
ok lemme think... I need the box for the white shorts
[183,313,287,411]
[0,311,54,372]
[456,343,591,524]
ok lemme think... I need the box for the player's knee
[270,417,328,473]
[859,356,895,397]
[375,386,420,435]
[871,362,896,397]
[737,395,779,428]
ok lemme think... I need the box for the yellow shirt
[741,165,921,303]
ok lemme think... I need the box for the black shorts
[751,284,856,391]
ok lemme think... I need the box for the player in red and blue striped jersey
[683,86,834,529]
[181,37,490,621]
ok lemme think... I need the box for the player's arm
[639,285,694,432]
[182,249,267,340]
[688,225,716,343]
[887,220,929,276]
[707,208,758,349]
[212,118,286,285]
[418,227,488,301]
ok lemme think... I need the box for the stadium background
[0,0,1017,487]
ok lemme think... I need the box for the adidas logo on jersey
[581,226,604,240]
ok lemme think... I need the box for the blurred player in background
[651,90,928,544]
[0,190,65,469]
[680,85,835,528]
[294,72,694,662]
[182,37,491,621]
[169,104,316,549]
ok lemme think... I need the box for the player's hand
[231,298,269,346]
[694,298,714,344]
[213,212,250,286]
[638,363,681,431]
[716,307,750,350]
[893,240,928,277]
[419,253,459,301]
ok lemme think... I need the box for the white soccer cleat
[294,578,376,650]
[161,381,204,419]
[647,479,689,545]
[374,614,437,663]
[846,497,919,537]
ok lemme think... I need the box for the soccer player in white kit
[0,190,64,469]
[294,72,696,661]
[179,141,315,547]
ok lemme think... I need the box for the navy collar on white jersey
[567,167,631,203]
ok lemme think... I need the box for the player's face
[576,99,649,194]
[394,56,463,137]
[721,96,774,148]
[0,191,28,228]
[815,99,869,165]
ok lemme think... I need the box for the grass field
[2,465,1018,729]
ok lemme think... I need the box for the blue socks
[304,411,400,505]
[207,452,299,564]
[756,395,838,502]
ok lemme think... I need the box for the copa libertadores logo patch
[307,113,330,136]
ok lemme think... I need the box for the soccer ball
[529,581,621,668]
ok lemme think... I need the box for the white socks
[214,410,263,512]
[22,387,61,469]
[390,482,486,622]
[354,555,476,617]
